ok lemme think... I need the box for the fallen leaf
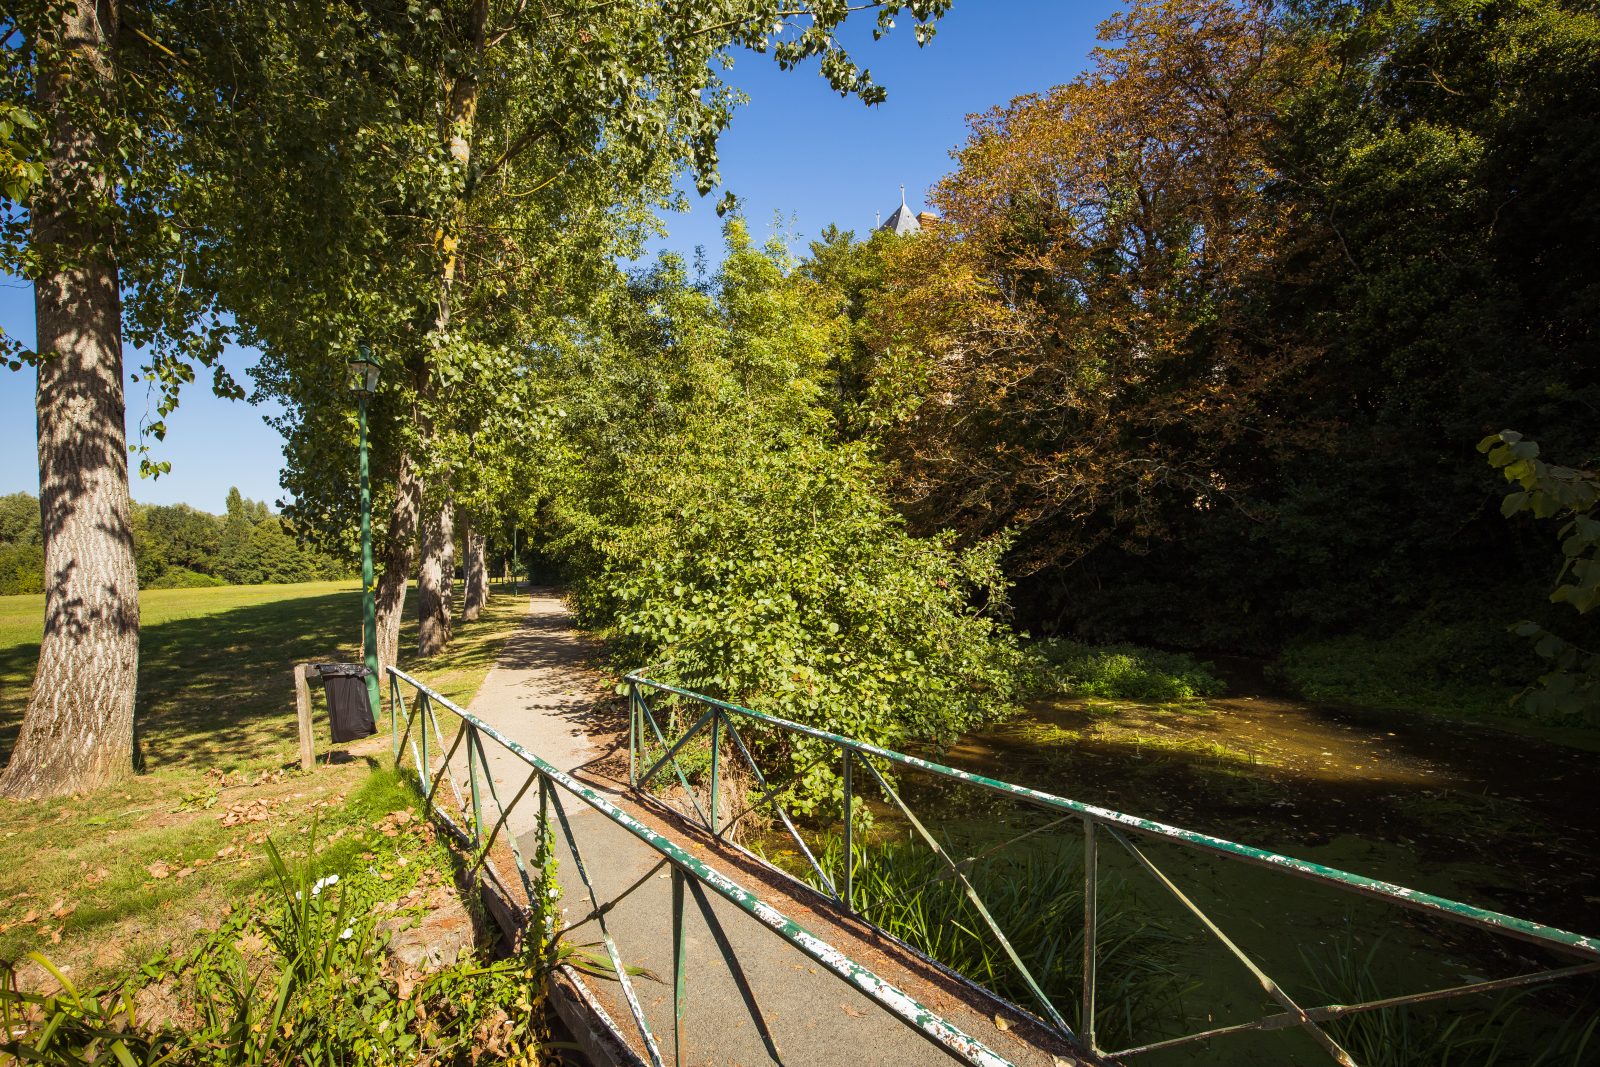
[994,1013,1010,1032]
[147,862,171,880]
[221,800,273,827]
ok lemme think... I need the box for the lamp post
[347,345,382,719]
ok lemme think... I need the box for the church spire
[880,184,920,236]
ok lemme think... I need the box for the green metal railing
[385,666,1023,1067]
[624,673,1600,1065]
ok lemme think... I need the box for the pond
[758,671,1600,1065]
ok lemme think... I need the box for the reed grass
[1302,929,1599,1067]
[802,833,1190,1049]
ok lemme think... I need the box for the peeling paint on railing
[625,674,1600,961]
[388,666,1022,1067]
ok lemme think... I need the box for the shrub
[146,567,226,590]
[1027,639,1224,702]
[588,440,1024,813]
[543,227,1026,812]
[1272,617,1524,719]
[0,542,42,596]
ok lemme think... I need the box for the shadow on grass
[0,590,366,774]
[0,588,529,776]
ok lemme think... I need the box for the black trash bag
[315,663,376,743]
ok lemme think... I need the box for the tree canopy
[5,0,1599,798]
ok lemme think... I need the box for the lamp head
[346,342,381,397]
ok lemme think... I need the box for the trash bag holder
[292,661,377,770]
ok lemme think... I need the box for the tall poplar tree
[0,2,235,797]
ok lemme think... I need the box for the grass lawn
[0,581,529,984]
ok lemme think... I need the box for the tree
[134,502,222,585]
[528,222,1021,804]
[4,3,145,796]
[0,492,43,596]
[863,0,1295,585]
[201,0,959,664]
[3,0,142,797]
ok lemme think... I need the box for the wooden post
[294,663,315,772]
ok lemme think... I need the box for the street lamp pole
[348,345,383,719]
[357,390,380,717]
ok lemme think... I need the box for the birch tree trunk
[375,450,421,678]
[0,0,138,799]
[417,494,454,657]
[462,519,487,622]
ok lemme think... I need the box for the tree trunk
[410,0,483,660]
[433,0,490,332]
[462,519,487,622]
[417,494,454,657]
[442,512,456,614]
[0,1,138,799]
[375,449,421,678]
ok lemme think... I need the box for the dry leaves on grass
[220,799,275,826]
[374,809,416,837]
[0,907,41,933]
[472,1007,516,1058]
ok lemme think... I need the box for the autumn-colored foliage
[869,0,1306,573]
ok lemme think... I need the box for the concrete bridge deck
[462,591,1079,1067]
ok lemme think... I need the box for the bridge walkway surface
[461,590,1076,1067]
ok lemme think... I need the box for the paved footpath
[463,591,1076,1067]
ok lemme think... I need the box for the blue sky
[0,0,1118,512]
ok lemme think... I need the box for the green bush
[0,542,42,596]
[146,567,226,590]
[587,439,1024,813]
[543,225,1025,812]
[1027,639,1224,701]
[1273,617,1524,719]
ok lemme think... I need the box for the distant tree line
[0,488,348,596]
